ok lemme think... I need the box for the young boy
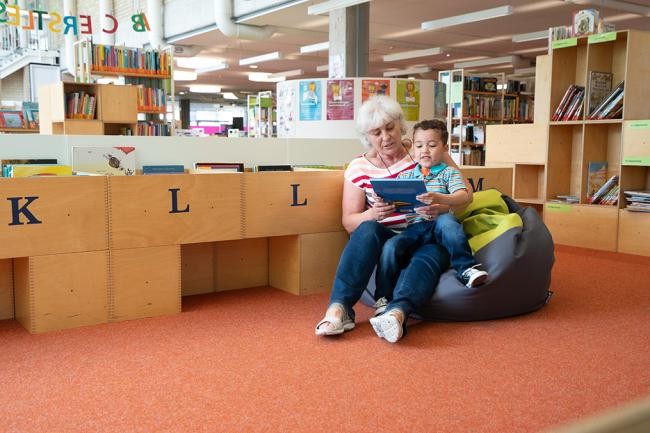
[374,119,488,303]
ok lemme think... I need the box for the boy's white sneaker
[461,265,488,288]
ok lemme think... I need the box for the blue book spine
[142,165,185,174]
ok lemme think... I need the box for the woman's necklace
[377,152,393,176]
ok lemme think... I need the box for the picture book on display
[72,146,136,175]
[192,162,244,173]
[254,165,293,172]
[369,178,427,214]
[142,165,185,175]
[586,161,607,198]
[2,158,57,177]
[6,164,72,177]
[587,71,613,116]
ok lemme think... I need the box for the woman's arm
[341,179,394,234]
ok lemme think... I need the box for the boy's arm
[417,188,469,207]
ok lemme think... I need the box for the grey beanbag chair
[361,192,554,321]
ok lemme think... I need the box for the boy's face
[413,128,448,168]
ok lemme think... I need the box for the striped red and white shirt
[344,153,416,231]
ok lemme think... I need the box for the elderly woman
[315,95,470,343]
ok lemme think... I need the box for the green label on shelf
[588,32,617,44]
[552,38,577,49]
[628,121,650,129]
[623,156,650,166]
[546,203,572,212]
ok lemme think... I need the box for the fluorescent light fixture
[268,69,304,79]
[454,55,518,69]
[316,64,329,72]
[176,57,222,69]
[239,51,282,66]
[308,0,371,15]
[300,41,330,54]
[512,30,548,43]
[248,72,286,82]
[383,66,432,77]
[563,0,650,16]
[197,63,229,73]
[222,92,238,100]
[383,47,444,62]
[421,5,512,31]
[236,0,310,22]
[189,85,222,93]
[173,70,198,81]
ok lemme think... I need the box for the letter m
[467,177,484,192]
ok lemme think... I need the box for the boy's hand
[416,192,445,205]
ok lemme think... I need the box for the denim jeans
[433,213,476,277]
[376,221,450,317]
[329,220,397,321]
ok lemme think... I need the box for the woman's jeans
[329,220,449,320]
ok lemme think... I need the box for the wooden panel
[618,210,650,256]
[63,120,104,135]
[544,204,618,251]
[459,167,513,196]
[622,121,650,159]
[534,54,551,124]
[623,31,650,120]
[109,174,242,249]
[214,238,268,291]
[485,123,547,165]
[244,171,344,238]
[0,259,13,320]
[13,251,109,333]
[181,243,214,296]
[110,245,181,322]
[514,164,545,201]
[269,232,348,296]
[99,85,138,123]
[0,177,108,259]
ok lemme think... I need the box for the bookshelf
[438,70,533,167]
[247,91,276,138]
[544,30,650,254]
[73,39,174,136]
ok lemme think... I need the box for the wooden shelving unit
[0,128,39,134]
[543,30,650,255]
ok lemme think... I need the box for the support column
[328,3,369,78]
[179,99,190,129]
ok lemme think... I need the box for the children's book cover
[586,161,607,199]
[72,146,136,175]
[9,164,72,177]
[369,178,427,214]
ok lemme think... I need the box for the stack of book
[552,85,585,121]
[588,175,619,205]
[551,195,580,204]
[623,190,650,213]
[587,81,624,120]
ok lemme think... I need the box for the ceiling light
[512,30,548,43]
[316,64,329,72]
[239,51,282,66]
[197,63,229,73]
[454,55,520,69]
[189,85,222,93]
[173,70,198,81]
[222,92,238,100]
[563,0,650,16]
[268,69,304,79]
[236,0,310,22]
[176,57,222,69]
[249,65,258,69]
[383,47,444,62]
[300,41,330,54]
[248,72,286,83]
[308,0,372,15]
[383,66,432,77]
[421,5,512,31]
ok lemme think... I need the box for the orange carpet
[1,245,649,433]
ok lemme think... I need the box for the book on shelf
[0,110,25,128]
[192,162,244,173]
[588,81,624,120]
[72,146,136,175]
[480,77,498,92]
[2,158,57,177]
[573,9,599,37]
[292,164,344,171]
[6,164,72,177]
[552,85,585,121]
[586,161,607,198]
[254,164,293,172]
[142,165,185,175]
[624,190,650,212]
[551,195,580,204]
[587,71,613,116]
[65,91,96,119]
[369,178,427,214]
[589,174,619,204]
[22,102,39,129]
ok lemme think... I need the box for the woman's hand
[371,194,396,221]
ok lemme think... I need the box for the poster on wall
[326,79,354,120]
[361,79,390,102]
[396,79,420,121]
[277,81,296,137]
[299,80,322,121]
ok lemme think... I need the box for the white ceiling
[170,0,650,99]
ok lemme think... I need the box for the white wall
[276,77,437,139]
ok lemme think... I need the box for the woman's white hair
[356,95,407,148]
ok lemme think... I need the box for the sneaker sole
[467,273,488,288]
[369,314,403,343]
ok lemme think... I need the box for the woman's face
[366,119,402,155]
